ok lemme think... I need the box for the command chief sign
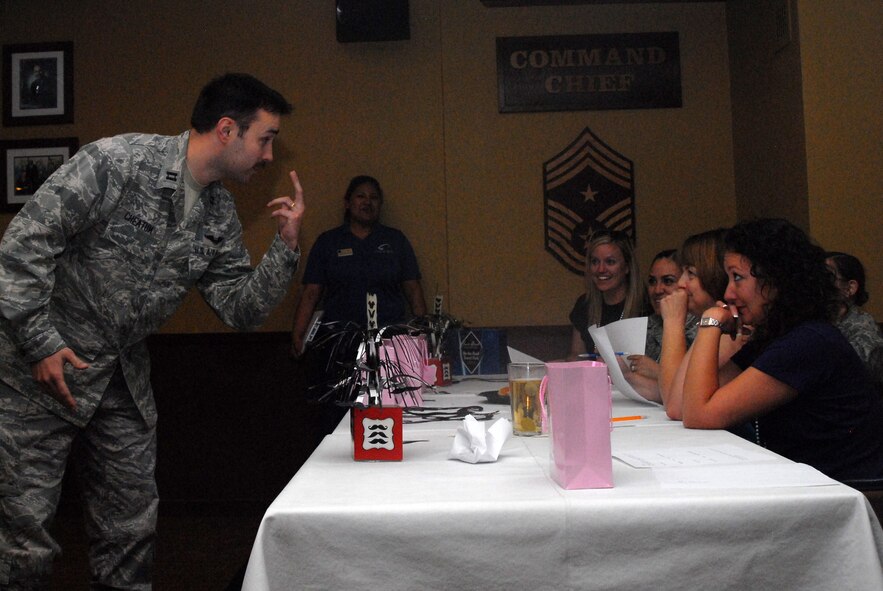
[497,32,681,113]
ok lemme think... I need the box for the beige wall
[799,0,883,319]
[2,0,740,333]
[727,0,882,319]
[440,2,735,326]
[727,0,809,228]
[1,0,451,332]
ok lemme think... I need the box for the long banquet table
[242,376,883,591]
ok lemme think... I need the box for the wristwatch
[698,316,723,329]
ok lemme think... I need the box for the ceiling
[480,1,720,6]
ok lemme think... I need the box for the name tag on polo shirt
[337,248,354,257]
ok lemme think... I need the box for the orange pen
[612,415,647,422]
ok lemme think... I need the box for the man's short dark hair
[190,73,293,135]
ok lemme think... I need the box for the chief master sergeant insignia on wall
[543,127,635,275]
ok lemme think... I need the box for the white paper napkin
[449,415,512,463]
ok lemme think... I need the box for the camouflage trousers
[0,366,158,590]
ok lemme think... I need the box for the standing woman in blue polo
[292,175,426,355]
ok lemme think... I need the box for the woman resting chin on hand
[622,250,687,403]
[681,218,883,482]
[657,229,740,419]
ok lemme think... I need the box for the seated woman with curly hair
[682,218,883,481]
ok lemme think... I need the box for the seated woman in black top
[566,230,648,360]
[681,218,883,481]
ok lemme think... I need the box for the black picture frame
[496,33,681,114]
[3,42,74,127]
[0,137,79,213]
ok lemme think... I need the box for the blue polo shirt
[302,223,421,327]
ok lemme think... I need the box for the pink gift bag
[376,334,432,407]
[541,361,613,489]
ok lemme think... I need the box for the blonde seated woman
[566,230,649,361]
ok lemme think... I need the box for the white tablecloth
[242,377,883,591]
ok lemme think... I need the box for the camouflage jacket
[835,304,883,366]
[0,132,300,427]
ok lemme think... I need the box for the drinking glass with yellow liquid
[507,362,546,436]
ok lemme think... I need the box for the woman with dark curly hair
[682,218,883,480]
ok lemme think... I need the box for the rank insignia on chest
[194,245,218,257]
[337,248,354,257]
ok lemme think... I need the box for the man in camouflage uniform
[0,73,305,589]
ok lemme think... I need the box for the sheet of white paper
[601,316,648,356]
[653,462,838,489]
[507,346,543,364]
[589,318,656,405]
[614,444,775,468]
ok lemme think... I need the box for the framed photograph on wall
[2,42,74,127]
[1,137,79,213]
